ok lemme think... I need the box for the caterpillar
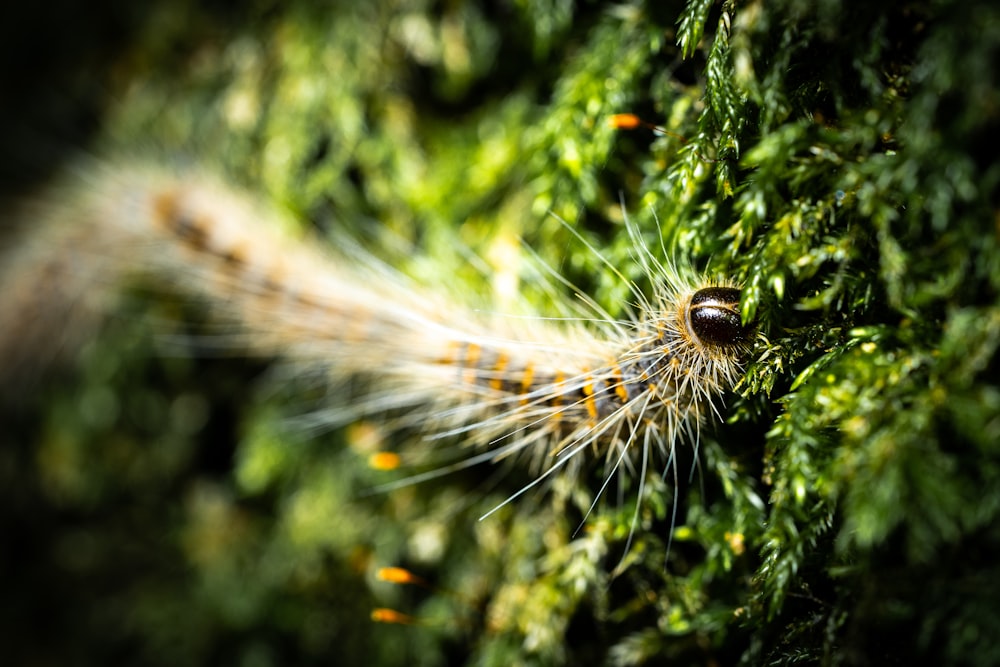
[0,160,755,556]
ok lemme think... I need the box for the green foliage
[3,0,999,665]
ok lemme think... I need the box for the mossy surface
[3,1,999,665]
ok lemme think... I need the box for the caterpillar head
[687,287,755,349]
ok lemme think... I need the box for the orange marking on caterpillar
[439,340,461,366]
[582,373,598,423]
[519,363,535,405]
[149,189,180,231]
[611,362,629,403]
[463,342,481,385]
[151,190,212,252]
[490,352,509,392]
[217,240,251,270]
[464,342,481,365]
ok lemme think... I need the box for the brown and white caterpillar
[0,160,754,547]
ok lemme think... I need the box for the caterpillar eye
[687,287,749,347]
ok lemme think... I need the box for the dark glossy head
[687,287,753,347]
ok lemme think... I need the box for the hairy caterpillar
[0,160,754,557]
